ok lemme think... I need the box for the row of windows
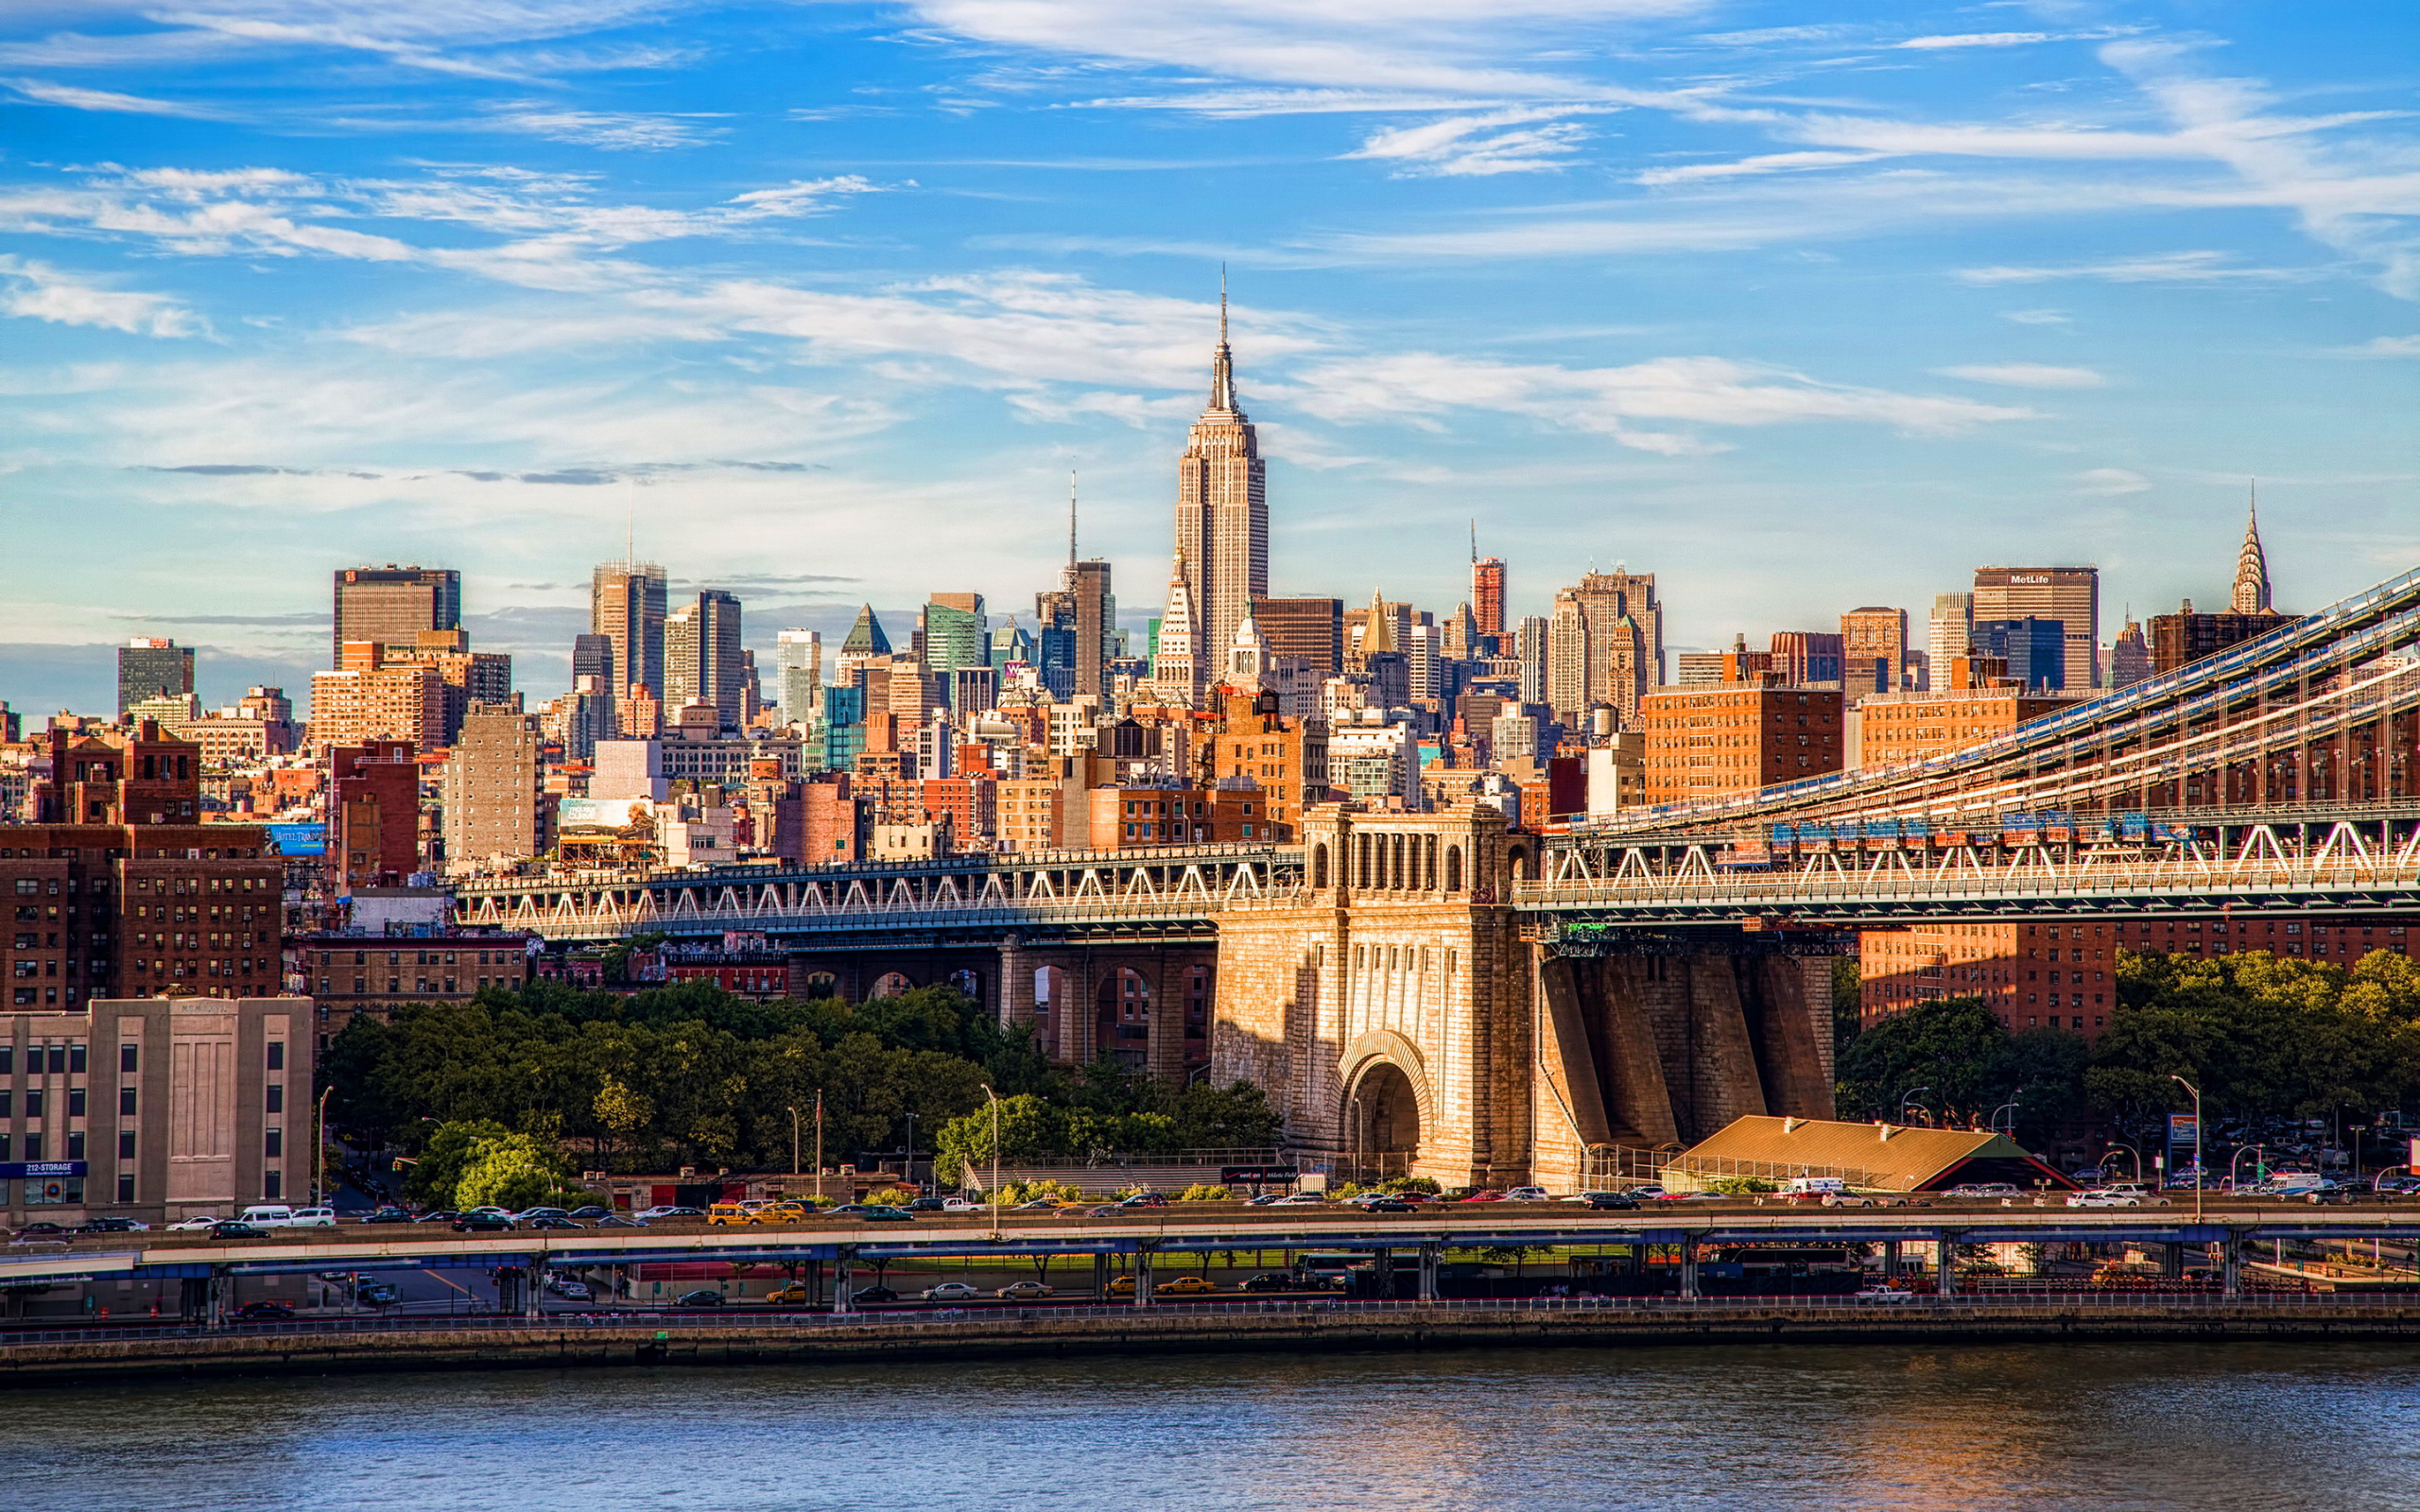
[312,950,520,967]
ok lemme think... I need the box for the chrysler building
[1172,278,1268,692]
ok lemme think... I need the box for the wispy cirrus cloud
[1342,106,1610,177]
[4,77,235,117]
[1955,250,2320,285]
[1934,363,2107,388]
[0,254,204,337]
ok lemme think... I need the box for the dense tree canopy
[1837,949,2420,1143]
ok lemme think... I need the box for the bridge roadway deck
[9,1202,2417,1285]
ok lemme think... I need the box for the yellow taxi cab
[762,1281,812,1304]
[1158,1275,1219,1296]
[1106,1274,1138,1297]
[706,1202,754,1227]
[752,1202,819,1226]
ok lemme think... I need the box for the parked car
[675,1289,727,1307]
[920,1281,983,1301]
[545,1276,594,1300]
[2069,1167,2108,1186]
[850,1285,899,1305]
[357,1207,413,1225]
[210,1222,270,1239]
[76,1216,149,1233]
[451,1213,516,1232]
[231,1300,296,1321]
[996,1280,1054,1299]
[1157,1275,1219,1296]
[355,1282,400,1307]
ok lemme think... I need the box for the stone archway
[1342,1030,1432,1181]
[870,970,916,999]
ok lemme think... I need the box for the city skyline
[6,3,2420,715]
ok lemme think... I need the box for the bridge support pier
[834,1248,855,1315]
[1935,1234,1958,1297]
[2221,1240,2242,1296]
[2160,1243,2185,1279]
[1679,1243,1700,1298]
[1880,1240,1899,1280]
[1094,1252,1111,1301]
[1417,1244,1440,1302]
[1134,1246,1154,1309]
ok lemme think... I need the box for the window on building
[118,1130,135,1160]
[116,1174,135,1203]
[120,1043,138,1074]
[266,1084,283,1114]
[266,1040,285,1071]
[263,1170,282,1200]
[264,1128,282,1159]
[66,1088,85,1118]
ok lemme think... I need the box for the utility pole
[2170,1074,2204,1223]
[786,1105,801,1186]
[814,1090,825,1203]
[982,1084,1002,1240]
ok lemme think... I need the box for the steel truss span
[1572,561,2420,842]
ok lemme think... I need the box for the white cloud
[1934,363,2106,387]
[4,77,234,118]
[1285,351,2034,453]
[2333,335,2420,358]
[2001,308,2072,325]
[1634,149,1881,185]
[0,255,203,337]
[1343,107,1605,177]
[467,103,730,151]
[1897,33,2053,51]
[2074,467,2151,495]
[1956,250,2315,285]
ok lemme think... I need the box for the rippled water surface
[9,1342,2418,1511]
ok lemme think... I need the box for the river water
[7,1342,2415,1511]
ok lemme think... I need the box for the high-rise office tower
[1472,554,1507,640]
[2109,617,2152,688]
[332,566,459,667]
[1545,571,1661,727]
[1172,281,1268,677]
[664,590,744,732]
[837,605,891,691]
[441,703,549,867]
[571,633,614,690]
[1037,479,1115,699]
[1150,556,1202,704]
[1516,615,1549,705]
[1251,597,1342,680]
[591,560,667,704]
[1840,607,1908,695]
[1974,566,2099,693]
[2232,497,2273,614]
[116,638,194,718]
[774,629,821,725]
[1927,593,1973,693]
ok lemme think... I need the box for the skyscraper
[591,560,667,704]
[1545,571,1661,727]
[1840,607,1908,695]
[774,629,821,726]
[664,590,744,731]
[836,604,891,690]
[1150,556,1201,704]
[571,633,614,689]
[2232,495,2273,614]
[332,566,459,667]
[1251,597,1342,680]
[1974,566,2098,693]
[1472,554,1507,640]
[1172,280,1268,677]
[116,638,194,718]
[1927,593,1973,693]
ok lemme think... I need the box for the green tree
[404,1119,512,1209]
[455,1132,578,1211]
[1834,996,2008,1123]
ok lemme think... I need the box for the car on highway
[76,1216,149,1233]
[2371,1175,2420,1197]
[2066,1190,2142,1208]
[1943,1183,2025,1200]
[210,1222,270,1240]
[285,1208,340,1228]
[545,1277,594,1300]
[1010,1198,1063,1212]
[829,1204,914,1222]
[920,1281,983,1301]
[525,1216,585,1230]
[763,1282,812,1305]
[1355,1196,1415,1212]
[1821,1192,1915,1208]
[1456,1189,1506,1203]
[1622,1185,1668,1201]
[850,1286,899,1305]
[1502,1186,1551,1201]
[9,1222,71,1243]
[902,1197,946,1211]
[593,1215,647,1228]
[1120,1192,1169,1208]
[231,1300,297,1321]
[357,1207,413,1225]
[675,1289,727,1307]
[1853,1286,1919,1303]
[633,1206,705,1222]
[1080,1204,1126,1219]
[1106,1275,1141,1296]
[1157,1276,1219,1296]
[941,1197,984,1213]
[165,1214,225,1231]
[356,1282,400,1307]
[1240,1272,1297,1293]
[513,1207,572,1224]
[1582,1193,1639,1211]
[568,1206,614,1221]
[996,1280,1054,1300]
[1269,1193,1327,1206]
[2299,1183,2359,1205]
[451,1213,516,1232]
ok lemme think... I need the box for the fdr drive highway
[9,1201,2420,1382]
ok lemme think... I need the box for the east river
[6,1342,2415,1510]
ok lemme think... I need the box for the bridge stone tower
[1213,799,1537,1188]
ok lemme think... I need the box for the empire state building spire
[2232,485,2273,614]
[1171,268,1268,703]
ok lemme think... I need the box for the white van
[285,1208,339,1228]
[1781,1177,1847,1198]
[238,1204,296,1228]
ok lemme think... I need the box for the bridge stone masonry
[445,563,2420,1192]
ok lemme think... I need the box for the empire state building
[1172,284,1268,682]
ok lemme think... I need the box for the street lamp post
[980,1084,1002,1240]
[1900,1087,1931,1125]
[2170,1074,2204,1222]
[813,1090,825,1204]
[786,1105,801,1185]
[903,1112,918,1192]
[2106,1143,2145,1188]
[314,1085,334,1207]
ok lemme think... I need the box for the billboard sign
[264,822,324,856]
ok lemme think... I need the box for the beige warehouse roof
[1668,1115,2062,1193]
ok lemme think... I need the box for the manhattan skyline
[5,2,2419,715]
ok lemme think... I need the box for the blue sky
[3,0,2417,716]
